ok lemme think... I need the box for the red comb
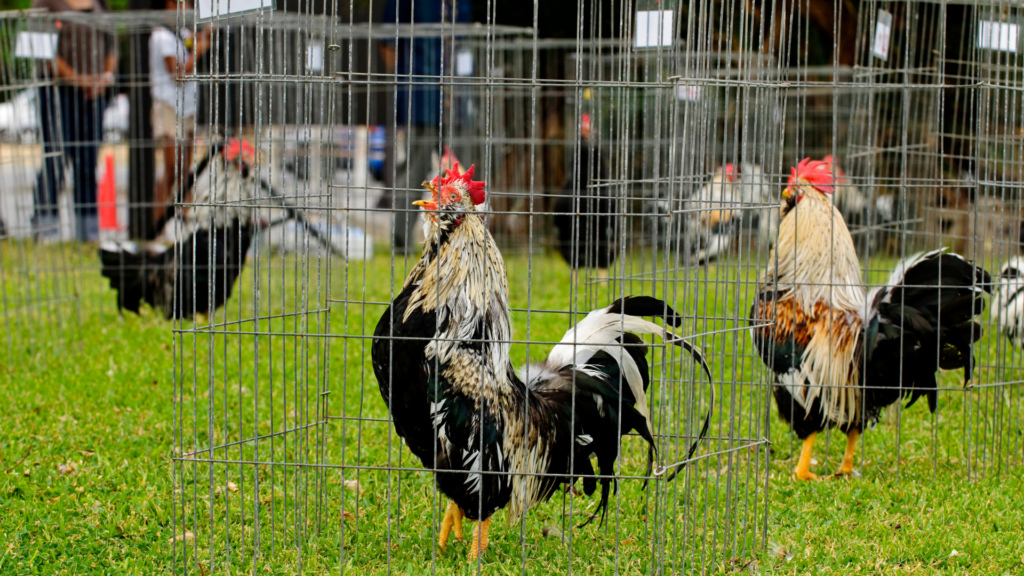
[431,162,486,205]
[440,145,460,170]
[224,139,256,164]
[720,163,736,182]
[822,154,847,183]
[788,157,835,194]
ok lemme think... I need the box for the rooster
[992,257,1024,346]
[676,163,775,264]
[372,164,711,560]
[99,139,257,319]
[553,113,617,281]
[752,158,989,480]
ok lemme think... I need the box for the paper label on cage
[635,10,673,48]
[14,32,58,59]
[306,43,323,73]
[675,84,700,102]
[872,9,892,61]
[197,0,274,20]
[456,49,473,76]
[978,21,1019,53]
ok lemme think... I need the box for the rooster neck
[189,157,257,229]
[405,215,515,399]
[764,186,865,314]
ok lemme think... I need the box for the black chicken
[372,164,711,560]
[99,139,257,319]
[553,115,617,281]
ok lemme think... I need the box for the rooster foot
[468,517,491,562]
[830,431,860,480]
[829,468,860,480]
[438,501,465,551]
[794,469,819,481]
[794,432,818,481]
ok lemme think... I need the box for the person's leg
[154,137,175,221]
[33,85,64,236]
[70,92,103,241]
[151,102,177,223]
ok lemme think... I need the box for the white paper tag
[675,84,700,102]
[306,43,323,73]
[635,10,673,48]
[15,32,58,59]
[456,49,473,76]
[197,0,274,20]
[872,9,892,61]
[978,21,1019,53]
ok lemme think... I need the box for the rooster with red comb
[99,139,258,319]
[372,162,712,560]
[752,158,989,480]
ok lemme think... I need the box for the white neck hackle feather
[762,182,866,426]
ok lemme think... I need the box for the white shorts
[151,100,194,139]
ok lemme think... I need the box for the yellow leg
[468,517,491,562]
[795,432,818,481]
[438,501,464,551]
[835,429,859,477]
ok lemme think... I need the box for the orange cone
[98,152,118,231]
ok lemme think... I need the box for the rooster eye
[449,192,458,200]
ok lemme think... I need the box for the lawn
[1,241,1023,575]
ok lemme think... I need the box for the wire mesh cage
[831,0,1024,479]
[0,9,92,361]
[160,4,768,575]
[4,0,1024,573]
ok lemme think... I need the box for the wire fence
[2,0,1024,574]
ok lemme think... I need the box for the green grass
[1,242,1023,574]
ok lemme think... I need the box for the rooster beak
[782,187,792,199]
[413,199,438,211]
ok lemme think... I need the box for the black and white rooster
[99,139,257,319]
[992,256,1024,346]
[372,164,712,561]
[677,163,775,264]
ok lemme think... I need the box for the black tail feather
[607,296,683,327]
[173,223,254,319]
[99,221,252,320]
[867,251,990,416]
[99,243,171,315]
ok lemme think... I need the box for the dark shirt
[382,0,472,126]
[31,0,117,77]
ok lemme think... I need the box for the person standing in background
[149,0,210,226]
[31,0,117,242]
[379,0,472,253]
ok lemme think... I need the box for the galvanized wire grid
[0,0,1022,574]
[163,1,769,573]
